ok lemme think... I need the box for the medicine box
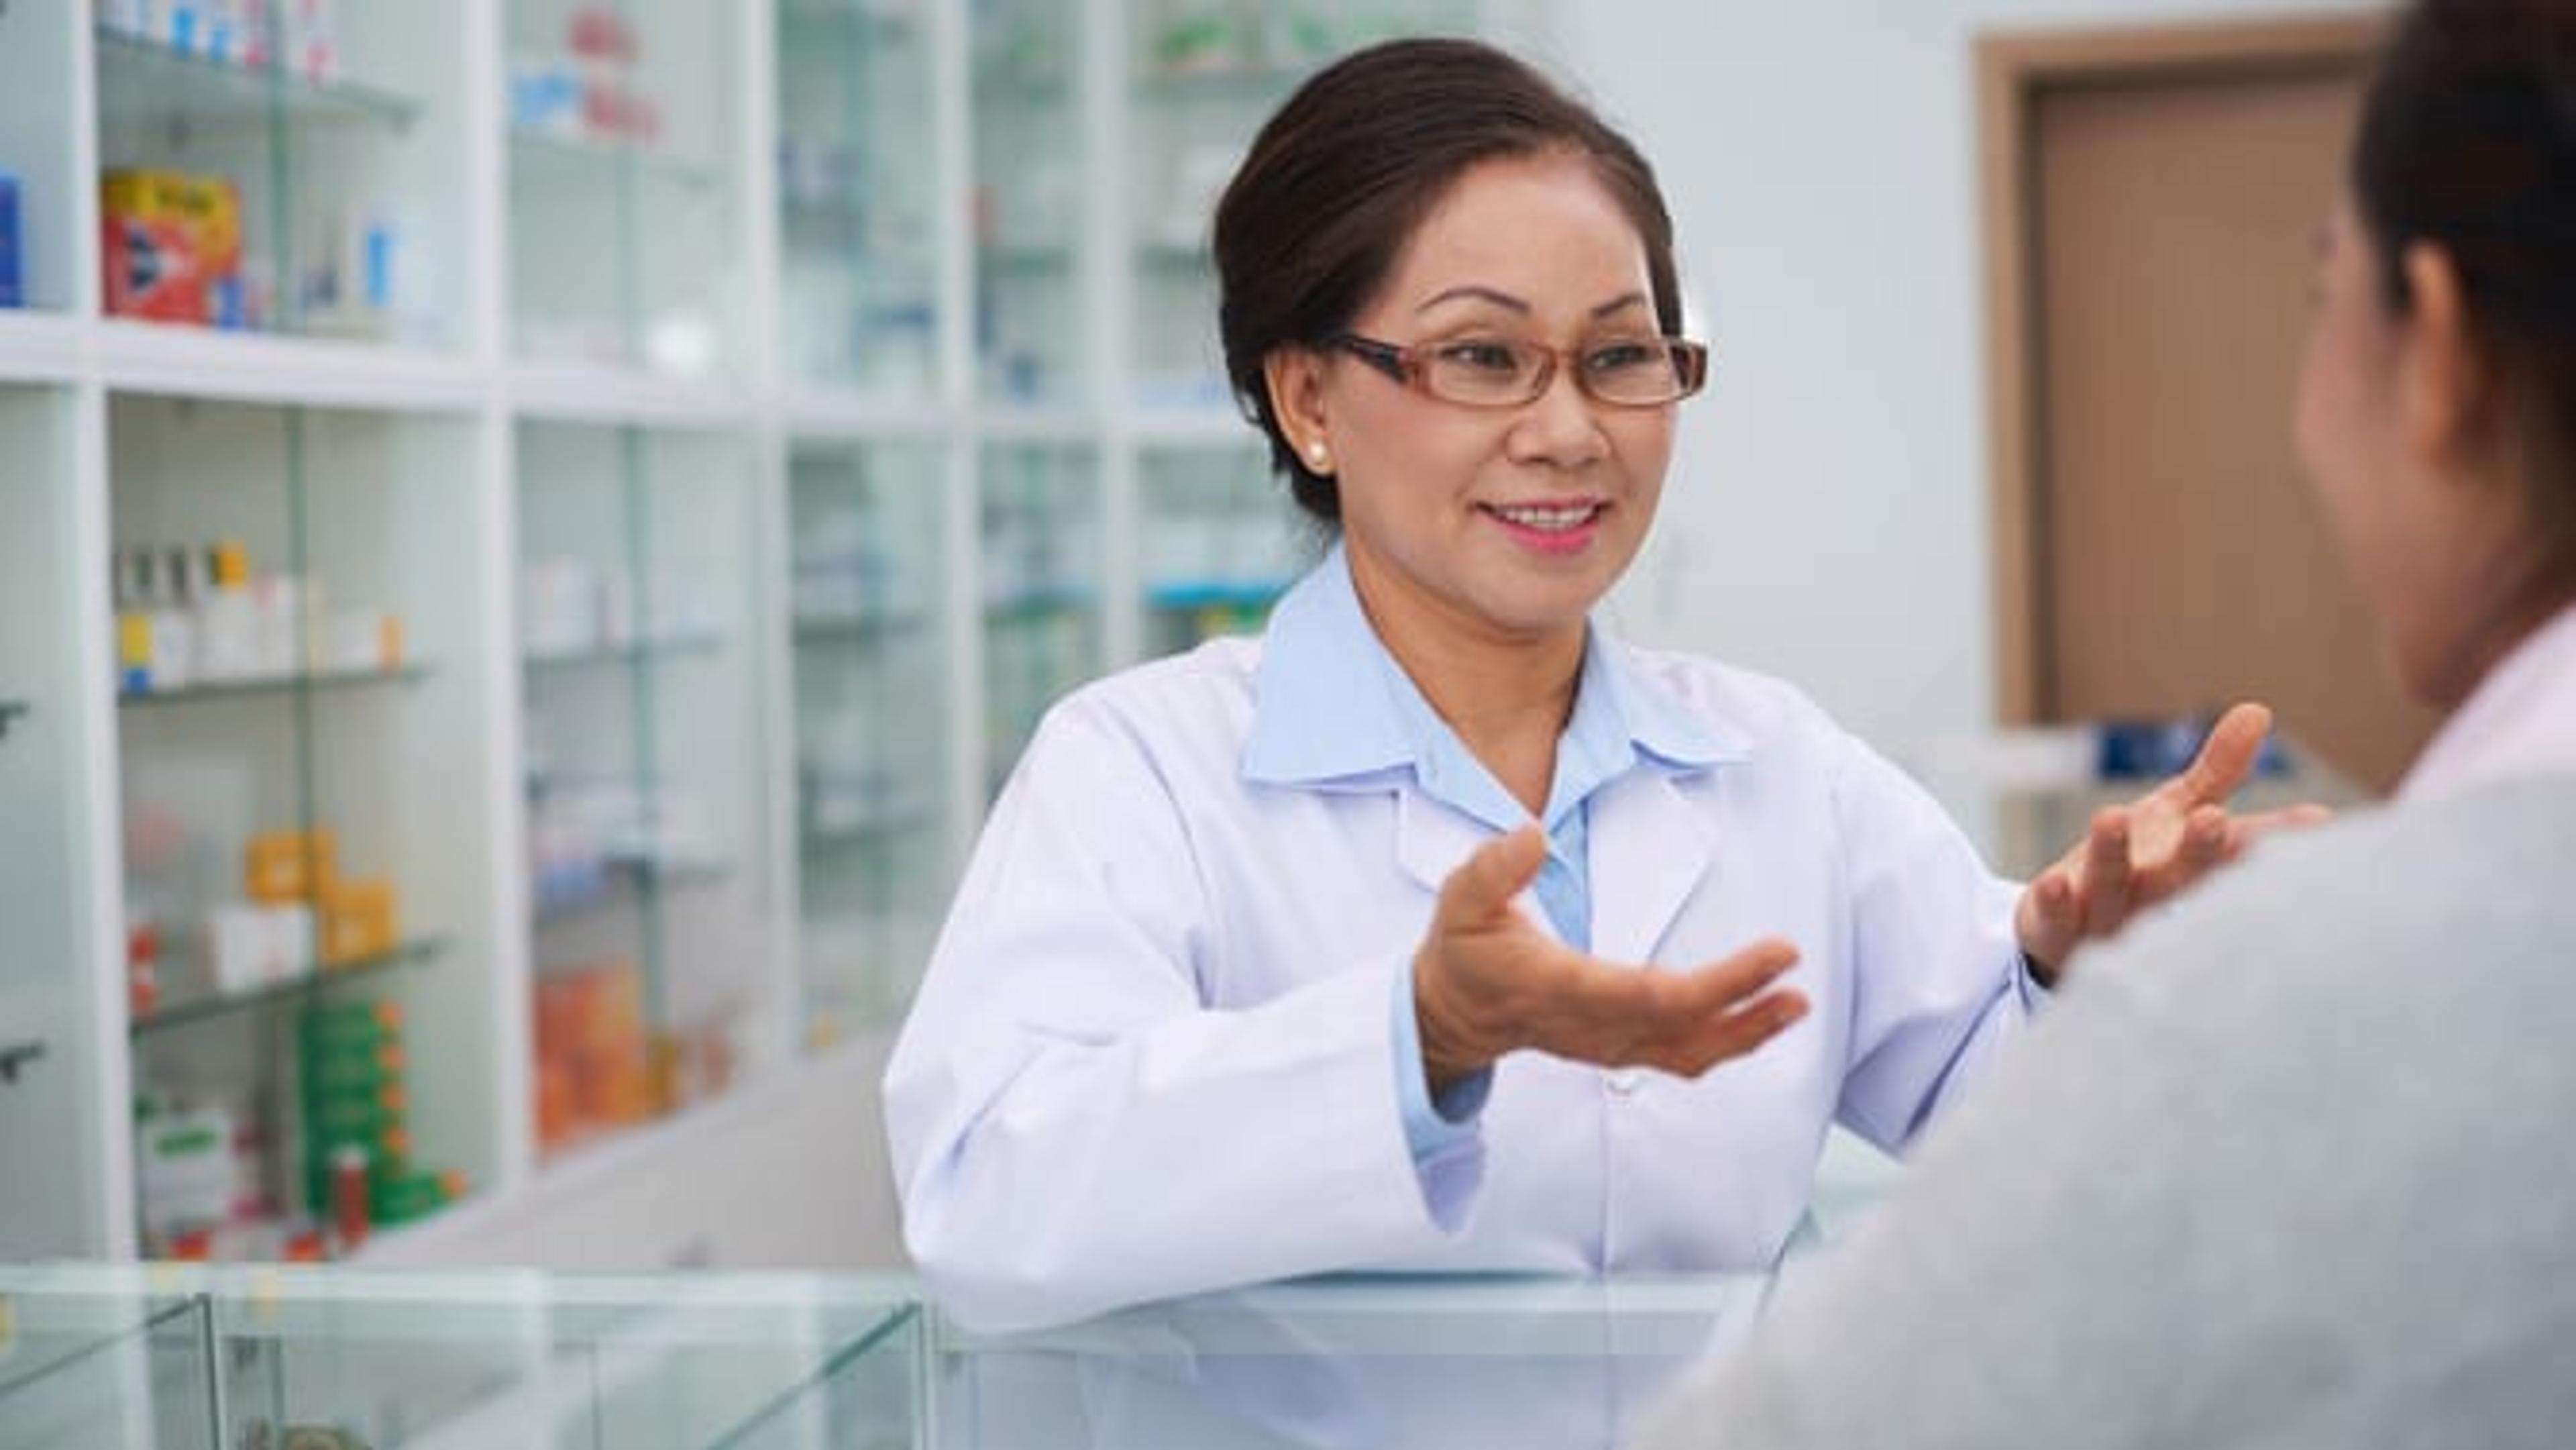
[101,169,243,324]
[0,170,22,309]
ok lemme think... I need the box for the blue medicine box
[0,170,23,309]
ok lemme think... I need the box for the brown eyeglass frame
[1324,331,1711,407]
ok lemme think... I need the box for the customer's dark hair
[1213,37,1681,525]
[2355,0,2576,529]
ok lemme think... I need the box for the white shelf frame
[6,0,1506,1271]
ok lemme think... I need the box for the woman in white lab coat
[883,38,2306,1339]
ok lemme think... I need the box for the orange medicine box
[246,828,337,904]
[319,878,398,968]
[99,170,242,323]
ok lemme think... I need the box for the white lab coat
[885,605,2031,1337]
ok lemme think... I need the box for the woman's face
[2294,195,2462,705]
[1288,151,1677,650]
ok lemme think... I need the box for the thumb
[1441,825,1550,924]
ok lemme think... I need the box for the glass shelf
[521,635,725,672]
[117,662,433,707]
[0,1292,199,1429]
[800,803,936,856]
[129,935,449,1039]
[1138,241,1211,272]
[983,585,1096,625]
[0,1266,924,1450]
[93,25,427,134]
[0,1265,1795,1448]
[509,127,727,194]
[979,245,1073,278]
[793,611,930,646]
[531,856,733,929]
[781,192,867,225]
[777,0,924,40]
[975,70,1071,107]
[790,442,951,1044]
[1131,62,1315,104]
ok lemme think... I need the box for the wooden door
[1984,20,2439,792]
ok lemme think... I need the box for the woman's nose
[1505,363,1612,468]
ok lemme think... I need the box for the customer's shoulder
[2210,773,2576,913]
[2091,772,2576,1013]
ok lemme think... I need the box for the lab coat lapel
[1391,785,1589,947]
[1394,784,1494,902]
[1588,771,1713,964]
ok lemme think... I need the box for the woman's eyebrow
[1413,287,1653,318]
[1417,284,1532,314]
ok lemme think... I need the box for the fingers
[2214,802,2332,862]
[2017,866,2080,972]
[2176,701,2274,807]
[1438,825,1550,927]
[1662,937,1803,1016]
[2081,805,2135,928]
[1551,939,1807,1077]
[2168,800,2228,882]
[1669,985,1811,1076]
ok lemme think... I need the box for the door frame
[1978,15,2385,723]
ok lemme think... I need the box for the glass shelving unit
[507,0,742,374]
[1140,442,1311,658]
[789,441,953,1047]
[1124,0,1483,408]
[118,660,434,705]
[773,0,940,393]
[108,394,496,1261]
[0,1263,1773,1450]
[972,0,1087,407]
[0,385,109,1259]
[131,937,450,1039]
[0,1265,926,1450]
[979,442,1103,798]
[517,421,774,1163]
[0,3,80,314]
[522,633,727,672]
[91,6,469,347]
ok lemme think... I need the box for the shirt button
[1607,1068,1642,1096]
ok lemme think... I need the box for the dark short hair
[1212,38,1682,525]
[2355,0,2576,527]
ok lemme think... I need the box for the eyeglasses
[1326,331,1711,409]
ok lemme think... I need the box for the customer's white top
[2401,601,2576,802]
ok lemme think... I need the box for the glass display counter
[0,1265,1772,1449]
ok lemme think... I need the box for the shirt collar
[1243,545,1746,792]
[2400,599,2576,802]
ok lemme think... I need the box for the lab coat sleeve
[882,697,1468,1333]
[1827,731,2035,1154]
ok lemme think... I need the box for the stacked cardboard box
[299,999,461,1234]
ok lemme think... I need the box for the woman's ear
[1264,346,1333,469]
[2397,241,2493,473]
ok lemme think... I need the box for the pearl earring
[1307,442,1329,466]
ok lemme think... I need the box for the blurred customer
[1638,1,2576,1445]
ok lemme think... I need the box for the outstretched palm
[2016,703,2332,980]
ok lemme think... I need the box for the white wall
[1536,0,2367,782]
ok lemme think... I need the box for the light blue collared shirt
[1241,548,1731,1167]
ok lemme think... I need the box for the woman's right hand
[1414,825,1809,1096]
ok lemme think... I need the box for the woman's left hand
[2016,702,2332,983]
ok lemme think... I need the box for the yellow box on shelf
[245,827,337,904]
[319,878,399,968]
